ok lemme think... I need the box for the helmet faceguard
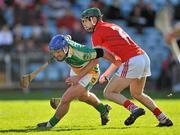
[81,8,102,32]
[48,35,69,61]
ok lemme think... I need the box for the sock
[123,100,138,113]
[46,122,53,128]
[153,108,162,116]
[49,115,60,127]
[95,103,106,115]
[153,108,167,123]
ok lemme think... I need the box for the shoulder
[95,21,118,33]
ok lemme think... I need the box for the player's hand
[65,76,80,86]
[165,33,174,44]
[99,74,109,84]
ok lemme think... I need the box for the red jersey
[92,21,144,63]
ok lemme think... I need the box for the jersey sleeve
[73,46,98,61]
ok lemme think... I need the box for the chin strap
[63,47,68,54]
[50,46,69,62]
[89,17,98,32]
[90,17,96,26]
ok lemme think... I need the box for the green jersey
[64,38,99,73]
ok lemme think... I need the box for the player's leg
[49,70,112,125]
[50,94,101,110]
[49,89,111,125]
[104,75,145,124]
[37,84,87,128]
[50,92,102,109]
[78,91,111,125]
[50,93,100,109]
[54,84,86,119]
[104,54,154,126]
[77,71,111,125]
[125,53,173,126]
[103,75,131,104]
[78,91,101,108]
[50,92,102,110]
[104,61,145,111]
[130,77,173,126]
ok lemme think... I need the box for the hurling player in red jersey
[80,8,173,127]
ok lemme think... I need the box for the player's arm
[99,63,119,84]
[104,63,118,77]
[166,26,180,44]
[77,49,121,79]
[78,59,98,79]
[78,47,121,66]
[102,49,121,67]
[99,55,121,84]
[96,49,121,75]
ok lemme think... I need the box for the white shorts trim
[115,53,151,79]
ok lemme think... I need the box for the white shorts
[115,53,151,79]
[70,69,99,90]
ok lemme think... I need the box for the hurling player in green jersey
[37,34,120,128]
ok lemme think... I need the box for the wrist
[102,72,110,78]
[76,75,82,80]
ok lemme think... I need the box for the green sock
[95,103,106,115]
[49,115,60,127]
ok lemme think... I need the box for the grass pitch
[0,90,180,135]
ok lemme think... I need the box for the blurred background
[0,0,180,93]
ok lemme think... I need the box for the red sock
[123,100,138,112]
[153,108,162,116]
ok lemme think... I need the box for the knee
[78,92,89,102]
[131,92,143,100]
[78,95,86,102]
[103,90,112,100]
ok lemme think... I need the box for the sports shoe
[157,119,173,127]
[124,108,145,126]
[101,104,112,125]
[37,122,48,128]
